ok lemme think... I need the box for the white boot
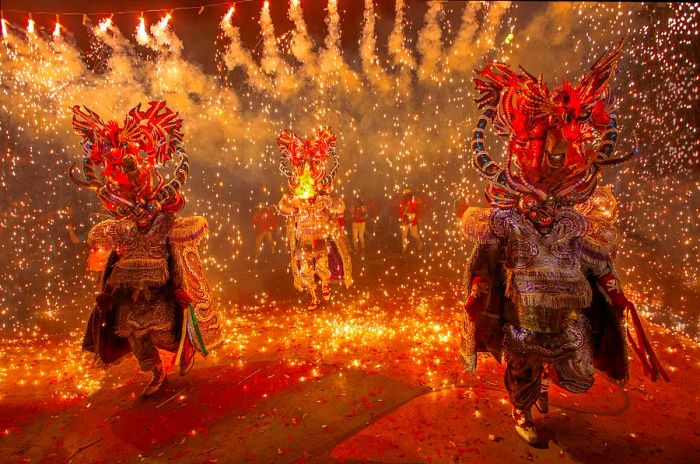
[512,408,538,444]
[142,364,166,397]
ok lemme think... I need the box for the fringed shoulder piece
[87,219,121,250]
[577,185,620,263]
[460,207,499,244]
[582,216,620,262]
[169,216,209,246]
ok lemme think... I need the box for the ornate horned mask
[69,101,189,231]
[470,40,637,230]
[277,127,339,199]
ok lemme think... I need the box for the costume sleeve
[87,219,119,251]
[86,219,120,272]
[581,217,669,382]
[580,216,620,278]
[168,216,223,354]
[459,207,503,371]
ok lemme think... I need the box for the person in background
[399,188,423,253]
[276,127,353,310]
[351,197,367,253]
[252,202,277,259]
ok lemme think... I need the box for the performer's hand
[175,289,193,308]
[597,272,630,318]
[464,275,490,321]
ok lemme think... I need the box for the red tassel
[626,304,670,382]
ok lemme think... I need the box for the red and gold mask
[470,40,638,229]
[69,101,189,231]
[277,127,338,199]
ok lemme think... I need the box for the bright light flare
[27,19,35,35]
[98,17,112,33]
[1,19,7,38]
[224,6,235,22]
[52,22,61,39]
[136,17,149,44]
[264,1,270,10]
[161,13,172,28]
[152,13,172,35]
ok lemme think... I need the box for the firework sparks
[0,2,697,405]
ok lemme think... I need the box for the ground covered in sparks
[1,251,699,463]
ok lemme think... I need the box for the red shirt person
[398,188,423,252]
[351,199,368,252]
[253,203,277,258]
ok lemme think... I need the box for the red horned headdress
[470,40,638,228]
[69,101,189,228]
[277,127,339,199]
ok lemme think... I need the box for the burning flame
[224,6,235,22]
[53,22,61,39]
[27,19,35,35]
[264,1,270,10]
[136,17,149,43]
[295,165,316,200]
[98,17,112,33]
[1,19,7,39]
[152,13,172,36]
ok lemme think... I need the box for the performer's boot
[308,288,320,311]
[536,371,551,414]
[179,336,195,376]
[143,364,167,397]
[321,283,331,301]
[512,407,538,444]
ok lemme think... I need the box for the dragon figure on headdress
[69,101,222,397]
[276,127,352,310]
[459,40,668,445]
[69,101,188,231]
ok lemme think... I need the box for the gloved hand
[464,275,490,321]
[597,272,631,318]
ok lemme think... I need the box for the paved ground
[1,250,699,463]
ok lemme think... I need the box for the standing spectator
[352,198,367,252]
[399,188,423,253]
[253,202,277,259]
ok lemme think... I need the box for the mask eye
[577,109,592,121]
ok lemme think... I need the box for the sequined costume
[69,101,222,396]
[458,41,668,443]
[276,128,353,309]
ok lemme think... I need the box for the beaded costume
[459,40,668,444]
[69,101,222,396]
[276,128,353,309]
